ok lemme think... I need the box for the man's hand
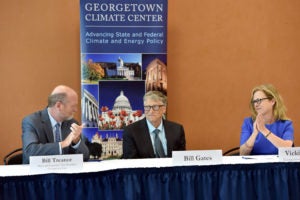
[60,123,84,148]
[70,123,84,145]
[60,132,74,148]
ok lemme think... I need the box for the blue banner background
[80,0,167,53]
[80,0,167,160]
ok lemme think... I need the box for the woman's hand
[255,114,268,134]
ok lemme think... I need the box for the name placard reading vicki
[172,150,222,166]
[278,147,300,162]
[30,154,83,174]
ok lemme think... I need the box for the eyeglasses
[144,105,165,111]
[251,98,269,105]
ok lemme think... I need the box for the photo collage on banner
[79,0,167,160]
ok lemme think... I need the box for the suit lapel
[139,119,156,156]
[163,120,171,156]
[61,121,70,140]
[41,108,55,142]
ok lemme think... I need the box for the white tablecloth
[0,155,282,177]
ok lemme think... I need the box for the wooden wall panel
[1,0,300,164]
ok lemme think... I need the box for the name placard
[30,154,83,175]
[172,150,222,166]
[278,147,300,162]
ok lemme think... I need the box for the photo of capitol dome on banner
[81,80,145,160]
[99,91,143,130]
[98,80,145,131]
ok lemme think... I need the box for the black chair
[3,148,23,165]
[223,147,240,156]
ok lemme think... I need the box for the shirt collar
[47,108,59,128]
[146,119,163,133]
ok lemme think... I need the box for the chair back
[223,147,240,156]
[4,148,23,165]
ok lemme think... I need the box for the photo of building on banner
[79,0,167,160]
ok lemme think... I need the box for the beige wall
[1,0,300,164]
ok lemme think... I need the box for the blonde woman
[240,84,294,155]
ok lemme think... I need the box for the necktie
[153,129,165,158]
[55,123,61,142]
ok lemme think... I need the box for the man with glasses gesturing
[122,90,186,159]
[240,84,294,155]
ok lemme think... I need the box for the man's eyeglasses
[144,105,165,111]
[251,98,269,105]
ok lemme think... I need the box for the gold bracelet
[265,131,271,138]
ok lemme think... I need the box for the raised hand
[70,123,84,144]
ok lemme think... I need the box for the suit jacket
[122,118,186,158]
[22,108,90,164]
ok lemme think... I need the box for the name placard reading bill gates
[278,147,300,162]
[172,150,223,166]
[30,154,83,175]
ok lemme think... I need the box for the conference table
[1,155,300,200]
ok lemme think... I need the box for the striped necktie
[55,123,61,142]
[153,129,165,158]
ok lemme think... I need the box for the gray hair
[48,93,67,107]
[143,90,167,105]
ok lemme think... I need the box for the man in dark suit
[22,85,89,164]
[122,91,186,158]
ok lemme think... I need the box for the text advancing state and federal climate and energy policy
[85,31,164,45]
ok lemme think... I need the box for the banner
[79,0,168,160]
